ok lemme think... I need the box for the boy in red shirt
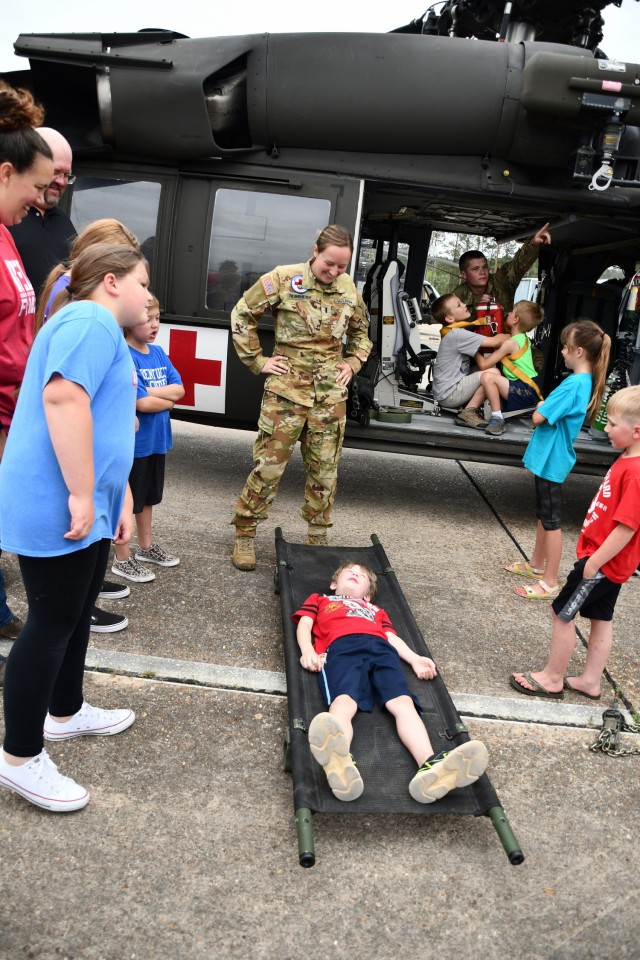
[294,562,488,802]
[511,385,640,699]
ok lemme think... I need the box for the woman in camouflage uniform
[230,225,372,570]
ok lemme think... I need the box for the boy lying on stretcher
[293,562,488,802]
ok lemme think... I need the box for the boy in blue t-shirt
[112,297,185,582]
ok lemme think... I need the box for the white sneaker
[0,749,89,812]
[308,712,364,801]
[409,740,489,803]
[44,702,135,741]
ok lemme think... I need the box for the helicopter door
[169,173,364,424]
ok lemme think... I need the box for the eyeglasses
[53,171,77,185]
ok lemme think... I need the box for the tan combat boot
[307,528,329,546]
[232,535,256,570]
[455,407,486,430]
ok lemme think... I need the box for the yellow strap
[507,341,528,362]
[501,342,543,401]
[440,319,487,337]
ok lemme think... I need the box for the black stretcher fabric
[276,535,501,817]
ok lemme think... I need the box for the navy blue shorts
[129,453,166,514]
[552,556,622,623]
[534,476,563,531]
[318,633,422,713]
[504,380,540,412]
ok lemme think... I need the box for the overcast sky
[1,0,638,72]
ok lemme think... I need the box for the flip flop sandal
[563,678,602,700]
[510,673,564,699]
[515,579,560,599]
[504,560,544,578]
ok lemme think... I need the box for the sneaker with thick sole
[135,543,180,567]
[455,407,486,430]
[232,536,256,571]
[90,607,129,633]
[98,579,131,599]
[0,614,24,640]
[0,749,89,812]
[485,416,506,436]
[307,530,329,546]
[308,712,364,801]
[111,556,156,583]
[409,740,489,803]
[44,701,136,741]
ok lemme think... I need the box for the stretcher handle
[488,806,525,865]
[295,807,315,868]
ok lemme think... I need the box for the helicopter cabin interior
[344,174,640,466]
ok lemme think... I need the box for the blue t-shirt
[0,301,136,557]
[522,372,593,482]
[130,343,182,458]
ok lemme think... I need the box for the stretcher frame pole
[487,806,524,864]
[295,808,315,867]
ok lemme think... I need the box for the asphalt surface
[1,419,639,960]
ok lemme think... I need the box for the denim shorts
[504,380,540,412]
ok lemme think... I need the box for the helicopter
[4,0,640,473]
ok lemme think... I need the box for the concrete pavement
[1,420,639,960]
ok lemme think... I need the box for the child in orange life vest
[294,562,488,802]
[506,320,610,599]
[475,300,544,436]
[511,386,640,700]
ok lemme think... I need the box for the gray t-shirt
[432,329,485,401]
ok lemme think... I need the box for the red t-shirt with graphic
[0,226,36,430]
[577,454,640,583]
[292,593,395,655]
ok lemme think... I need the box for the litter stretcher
[275,529,524,867]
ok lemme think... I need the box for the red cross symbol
[168,328,222,406]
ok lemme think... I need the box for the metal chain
[589,704,640,758]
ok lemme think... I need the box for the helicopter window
[70,177,162,274]
[206,189,331,311]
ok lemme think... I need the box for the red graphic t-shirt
[292,593,395,655]
[0,226,35,430]
[577,454,640,583]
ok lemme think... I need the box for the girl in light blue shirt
[506,320,611,599]
[0,244,152,814]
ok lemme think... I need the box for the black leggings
[2,539,110,757]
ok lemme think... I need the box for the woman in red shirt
[0,82,53,647]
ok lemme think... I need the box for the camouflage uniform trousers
[232,391,346,535]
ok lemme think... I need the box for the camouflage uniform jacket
[231,260,372,408]
[452,240,540,313]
